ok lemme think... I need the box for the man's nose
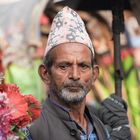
[69,65,80,81]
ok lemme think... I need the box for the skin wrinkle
[47,43,96,105]
[38,42,99,131]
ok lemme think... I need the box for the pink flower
[0,83,41,139]
[0,92,11,138]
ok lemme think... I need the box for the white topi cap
[44,6,94,56]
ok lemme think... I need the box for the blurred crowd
[0,1,140,140]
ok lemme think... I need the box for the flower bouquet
[0,73,41,140]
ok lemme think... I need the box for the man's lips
[64,86,82,91]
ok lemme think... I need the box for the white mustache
[63,81,83,87]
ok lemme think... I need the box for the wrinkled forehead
[49,42,93,62]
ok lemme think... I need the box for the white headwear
[44,6,94,56]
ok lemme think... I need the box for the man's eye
[59,64,68,70]
[80,64,90,70]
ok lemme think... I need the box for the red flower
[10,115,31,128]
[0,107,11,137]
[25,94,41,121]
[0,84,29,124]
[0,82,41,139]
[0,83,19,93]
[6,84,28,120]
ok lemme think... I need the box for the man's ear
[92,64,99,82]
[38,64,50,85]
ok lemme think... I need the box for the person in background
[25,6,131,140]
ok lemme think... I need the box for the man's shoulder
[28,111,50,140]
[28,101,50,132]
[29,98,61,131]
[87,105,99,115]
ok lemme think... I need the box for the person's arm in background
[98,94,131,140]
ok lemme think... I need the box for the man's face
[48,43,96,104]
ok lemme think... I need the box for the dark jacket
[29,98,109,140]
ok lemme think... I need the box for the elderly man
[26,7,131,140]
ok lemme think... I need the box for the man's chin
[60,94,86,104]
[59,88,87,104]
[62,98,84,104]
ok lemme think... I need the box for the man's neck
[49,94,87,131]
[69,99,87,132]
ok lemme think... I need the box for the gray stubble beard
[50,79,92,104]
[59,87,87,104]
